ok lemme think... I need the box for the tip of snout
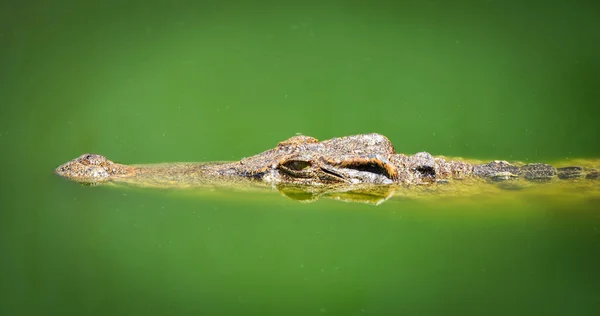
[54,153,113,185]
[54,164,66,177]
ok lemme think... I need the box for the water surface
[1,0,599,315]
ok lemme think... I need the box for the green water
[1,1,600,315]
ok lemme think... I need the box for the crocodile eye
[282,160,312,171]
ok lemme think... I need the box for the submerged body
[55,133,599,203]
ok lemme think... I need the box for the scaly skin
[55,133,600,188]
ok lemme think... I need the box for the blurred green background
[1,0,599,315]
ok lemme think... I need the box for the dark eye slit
[320,167,344,178]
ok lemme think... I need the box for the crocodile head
[54,153,133,185]
[237,133,400,185]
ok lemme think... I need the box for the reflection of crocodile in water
[55,133,599,203]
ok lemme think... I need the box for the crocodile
[55,133,599,203]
